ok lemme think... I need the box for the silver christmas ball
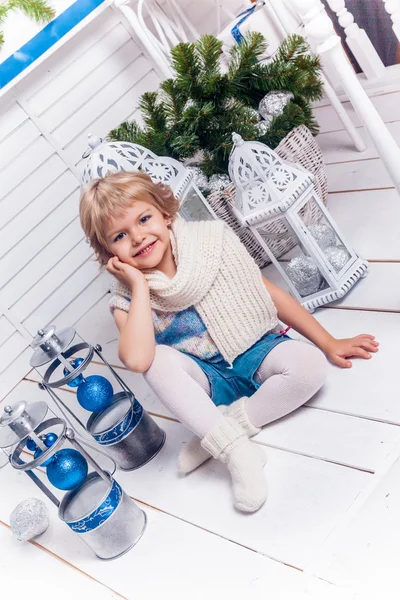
[309,224,337,251]
[286,256,323,297]
[257,115,274,135]
[188,167,210,193]
[208,174,231,194]
[10,498,49,541]
[324,245,351,273]
[258,91,294,119]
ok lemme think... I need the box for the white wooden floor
[2,81,400,600]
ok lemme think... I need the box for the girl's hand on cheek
[325,334,379,368]
[106,256,147,289]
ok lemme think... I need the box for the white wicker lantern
[80,134,216,222]
[228,133,368,312]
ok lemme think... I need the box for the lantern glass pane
[297,195,352,274]
[255,217,329,298]
[180,186,214,221]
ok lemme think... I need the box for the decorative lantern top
[228,133,314,224]
[80,135,193,201]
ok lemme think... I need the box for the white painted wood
[65,70,160,165]
[0,525,121,600]
[0,137,54,201]
[0,119,40,171]
[312,453,400,597]
[0,315,15,346]
[0,218,85,310]
[307,309,400,424]
[0,102,27,141]
[326,188,400,260]
[0,347,32,400]
[326,157,393,192]
[52,55,153,146]
[0,331,28,372]
[29,26,134,115]
[382,0,400,42]
[0,172,78,258]
[0,154,67,229]
[0,466,355,600]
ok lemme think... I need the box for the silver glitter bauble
[309,224,337,251]
[10,498,49,541]
[257,115,274,135]
[208,174,231,194]
[258,91,294,119]
[286,256,323,297]
[188,167,210,193]
[324,245,351,273]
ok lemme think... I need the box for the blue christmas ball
[43,432,58,447]
[63,357,85,387]
[34,447,54,468]
[76,375,113,412]
[47,449,88,491]
[26,438,37,452]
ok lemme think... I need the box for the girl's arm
[263,276,379,368]
[108,257,155,373]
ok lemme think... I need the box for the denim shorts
[187,332,291,407]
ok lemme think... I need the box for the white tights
[144,341,328,439]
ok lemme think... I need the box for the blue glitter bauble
[34,447,54,467]
[46,449,88,491]
[26,438,37,452]
[76,375,113,412]
[43,432,58,447]
[63,357,85,387]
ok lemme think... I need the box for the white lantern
[228,133,368,312]
[80,135,216,222]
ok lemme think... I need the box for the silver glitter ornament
[258,91,294,119]
[188,167,210,193]
[324,245,351,273]
[208,174,231,194]
[10,498,49,541]
[309,224,337,251]
[257,116,274,135]
[286,256,323,297]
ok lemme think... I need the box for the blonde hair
[79,171,180,265]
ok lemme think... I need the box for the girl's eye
[113,232,125,243]
[140,215,151,224]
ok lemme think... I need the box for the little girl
[80,171,378,513]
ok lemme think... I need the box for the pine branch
[138,92,167,132]
[170,41,202,96]
[160,78,188,123]
[196,34,223,79]
[0,30,4,46]
[9,0,55,22]
[0,3,11,24]
[108,121,142,143]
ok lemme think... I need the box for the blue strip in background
[0,0,105,89]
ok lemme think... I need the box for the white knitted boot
[201,417,267,513]
[178,398,260,474]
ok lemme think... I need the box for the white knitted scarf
[112,218,278,364]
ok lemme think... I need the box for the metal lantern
[228,133,368,312]
[29,325,166,471]
[80,134,216,222]
[0,401,146,560]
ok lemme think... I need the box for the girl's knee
[143,345,174,383]
[292,342,328,392]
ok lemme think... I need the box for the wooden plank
[0,466,354,600]
[314,91,400,134]
[0,347,32,400]
[0,331,28,373]
[29,24,133,115]
[0,218,84,309]
[0,119,40,171]
[0,154,68,229]
[0,191,80,286]
[0,525,121,600]
[64,70,160,165]
[0,102,27,142]
[52,55,153,146]
[312,453,400,597]
[326,158,392,193]
[23,259,102,335]
[0,136,54,200]
[39,41,141,132]
[0,171,78,258]
[0,315,15,346]
[307,309,400,424]
[18,10,122,101]
[12,240,93,321]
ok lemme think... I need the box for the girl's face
[105,196,174,274]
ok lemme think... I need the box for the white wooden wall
[0,7,161,398]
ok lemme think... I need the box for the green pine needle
[9,0,55,22]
